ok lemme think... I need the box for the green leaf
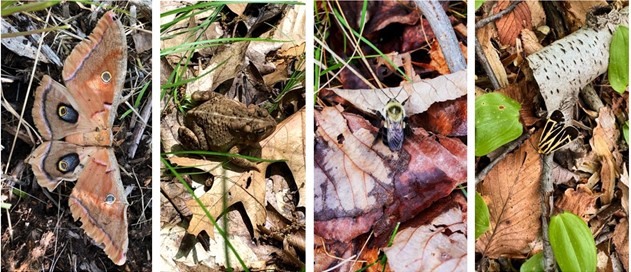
[1,0,60,17]
[609,26,629,94]
[520,252,544,272]
[623,121,629,144]
[549,212,597,272]
[475,0,485,10]
[475,92,523,156]
[475,192,490,239]
[11,187,27,198]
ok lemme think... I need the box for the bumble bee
[376,95,410,151]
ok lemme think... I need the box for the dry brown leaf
[429,40,468,75]
[272,4,306,53]
[383,208,466,272]
[550,159,580,185]
[524,1,546,27]
[477,23,509,87]
[227,3,247,16]
[185,169,267,239]
[590,107,620,204]
[620,165,628,214]
[476,135,542,258]
[554,185,597,222]
[612,219,629,271]
[160,181,193,227]
[493,0,532,47]
[564,1,608,31]
[331,70,466,116]
[411,96,467,137]
[521,28,543,56]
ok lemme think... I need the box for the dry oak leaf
[330,70,466,116]
[184,109,305,238]
[383,207,466,272]
[476,135,542,258]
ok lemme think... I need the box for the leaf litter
[315,1,468,270]
[475,1,628,270]
[160,2,306,271]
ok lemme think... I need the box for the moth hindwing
[538,110,579,154]
[379,89,409,151]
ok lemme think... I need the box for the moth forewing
[538,125,565,154]
[549,129,578,153]
[537,110,579,154]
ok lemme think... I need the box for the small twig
[128,91,152,159]
[475,0,523,29]
[475,133,531,185]
[474,36,501,90]
[540,154,555,272]
[415,0,466,72]
[5,11,51,176]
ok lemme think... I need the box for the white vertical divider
[305,0,315,271]
[151,0,161,270]
[466,0,476,271]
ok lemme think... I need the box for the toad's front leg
[226,145,261,171]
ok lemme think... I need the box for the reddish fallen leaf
[315,105,465,241]
[314,106,393,242]
[411,96,467,136]
[379,130,466,236]
[493,0,532,47]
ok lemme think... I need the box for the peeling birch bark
[526,7,628,119]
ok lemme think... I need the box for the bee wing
[386,121,405,151]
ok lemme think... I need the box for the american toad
[178,91,276,169]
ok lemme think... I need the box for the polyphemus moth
[27,11,128,265]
